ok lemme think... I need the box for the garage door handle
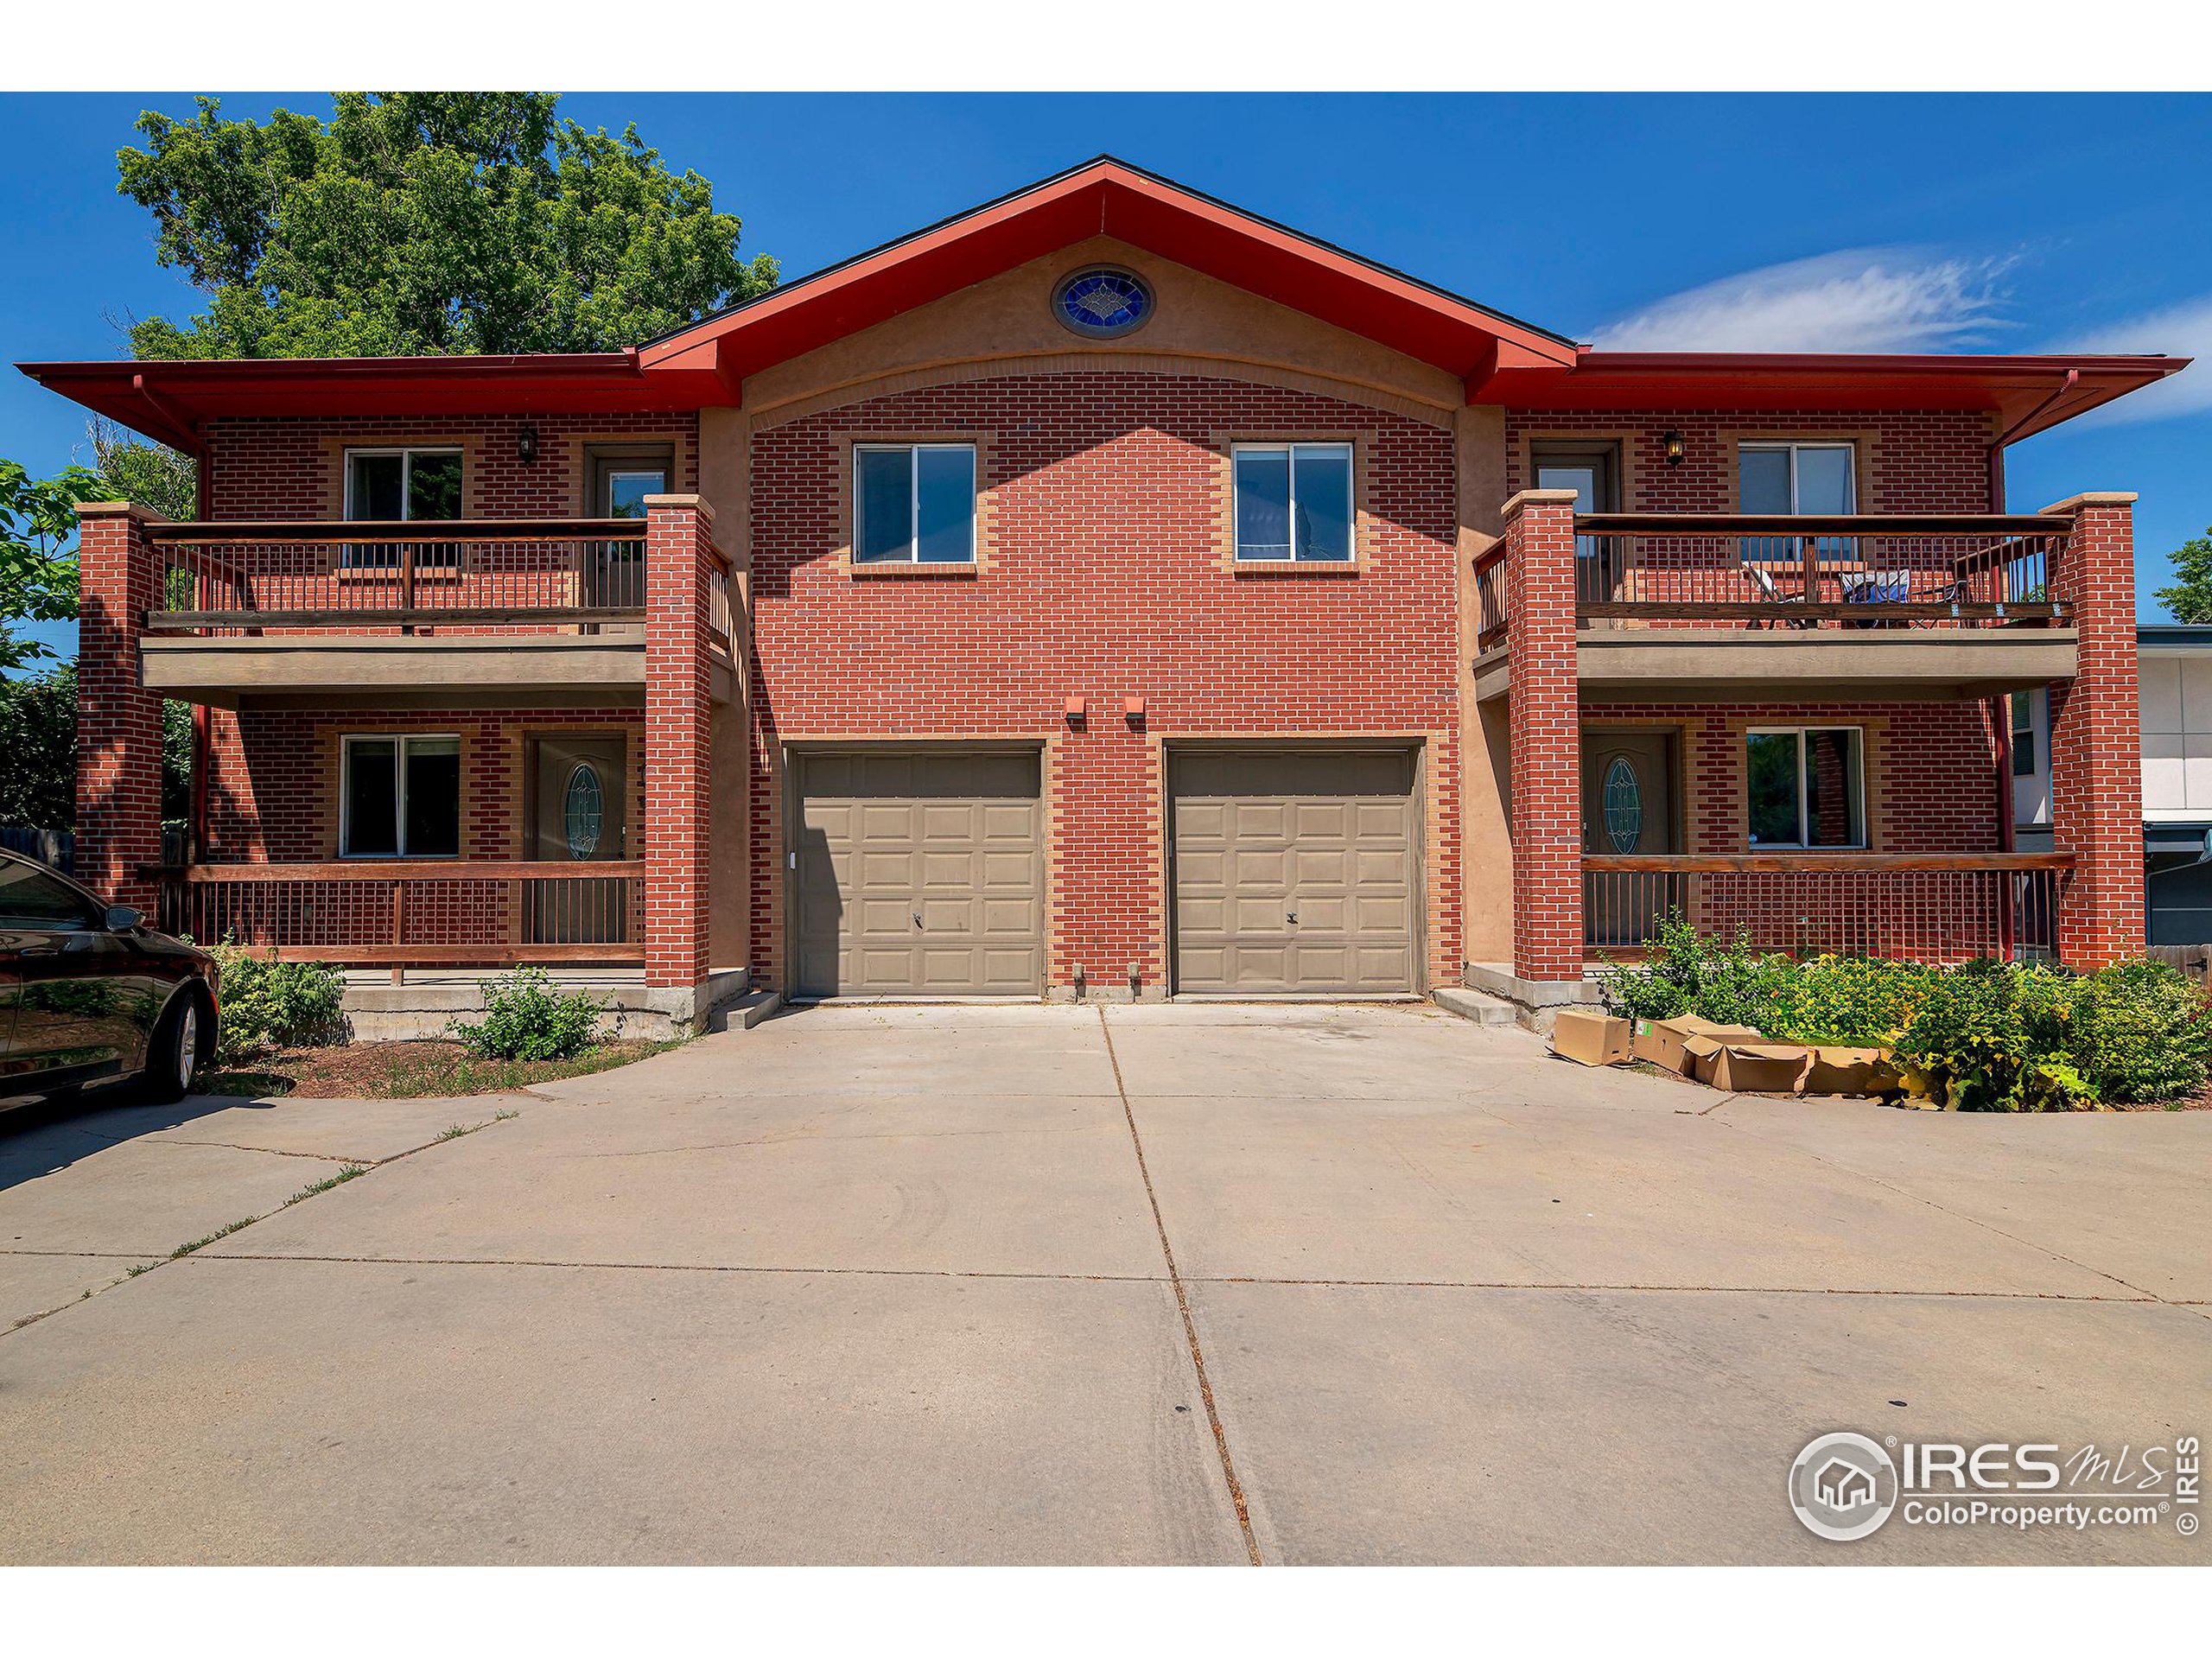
[913,911,923,929]
[1287,911,1298,925]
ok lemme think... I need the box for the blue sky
[5,91,2209,663]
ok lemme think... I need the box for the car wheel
[138,991,209,1104]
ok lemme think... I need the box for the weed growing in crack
[435,1122,476,1142]
[284,1164,369,1207]
[169,1217,259,1259]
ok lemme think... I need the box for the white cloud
[2050,295,2212,424]
[1594,249,2015,353]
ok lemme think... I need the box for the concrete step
[1431,987,1518,1027]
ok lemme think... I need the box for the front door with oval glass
[1581,729,1678,950]
[528,734,632,944]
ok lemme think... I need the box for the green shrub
[1891,958,2081,1111]
[1593,912,1796,1028]
[2066,959,2212,1103]
[1763,955,1937,1045]
[448,968,606,1062]
[200,938,348,1063]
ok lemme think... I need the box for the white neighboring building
[2017,625,2212,946]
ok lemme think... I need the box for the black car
[0,849,219,1108]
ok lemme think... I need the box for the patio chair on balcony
[1741,562,1815,629]
[1839,569,1969,628]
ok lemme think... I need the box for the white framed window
[853,443,977,564]
[1746,726,1866,849]
[343,447,464,569]
[340,734,462,858]
[1233,442,1354,563]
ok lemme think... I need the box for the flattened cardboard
[1802,1046,1897,1096]
[1632,1014,1764,1075]
[1689,1039,1811,1094]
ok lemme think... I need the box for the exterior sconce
[1123,695,1145,725]
[1662,429,1685,467]
[518,423,540,464]
[1064,694,1086,724]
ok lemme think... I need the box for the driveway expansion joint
[1097,1006,1263,1567]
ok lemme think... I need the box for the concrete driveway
[2,1002,2207,1565]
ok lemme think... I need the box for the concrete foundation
[1464,961,1605,1032]
[339,967,756,1043]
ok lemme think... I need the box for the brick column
[1504,489,1582,982]
[644,494,715,990]
[2046,492,2145,969]
[74,502,165,912]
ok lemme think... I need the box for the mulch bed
[205,1039,671,1099]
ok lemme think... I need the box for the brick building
[21,159,2186,1027]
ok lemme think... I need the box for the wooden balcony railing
[156,861,646,966]
[144,518,652,635]
[1573,513,2071,632]
[1582,852,2073,963]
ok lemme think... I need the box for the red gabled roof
[13,156,2191,450]
[637,155,1582,387]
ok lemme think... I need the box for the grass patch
[284,1164,368,1205]
[200,1037,680,1100]
[169,1216,260,1259]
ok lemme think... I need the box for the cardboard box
[1550,1009,1633,1067]
[1632,1014,1764,1075]
[1802,1046,1899,1096]
[1687,1038,1811,1094]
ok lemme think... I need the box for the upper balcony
[136,516,739,707]
[1472,509,2083,702]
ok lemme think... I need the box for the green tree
[89,419,197,521]
[2158,526,2212,623]
[118,92,777,359]
[0,461,102,672]
[0,664,78,826]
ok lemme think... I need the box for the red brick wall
[1503,410,1993,511]
[205,707,644,863]
[747,370,1461,993]
[203,411,699,518]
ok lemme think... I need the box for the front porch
[73,496,744,1026]
[1478,490,2145,1011]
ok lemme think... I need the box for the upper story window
[1738,442,1856,515]
[344,448,462,569]
[855,443,977,564]
[1747,725,1865,849]
[341,734,461,858]
[1739,441,1856,569]
[1234,442,1353,563]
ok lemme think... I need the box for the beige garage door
[792,750,1043,997]
[1171,747,1420,995]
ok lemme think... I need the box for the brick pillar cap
[643,493,715,524]
[75,500,175,524]
[2041,491,2138,514]
[1502,488,1582,519]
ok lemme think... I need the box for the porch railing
[1572,513,2071,632]
[1581,852,2072,963]
[156,861,645,966]
[143,519,650,635]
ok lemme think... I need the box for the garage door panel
[1172,747,1418,995]
[794,751,1044,997]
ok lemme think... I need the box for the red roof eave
[1484,351,2190,441]
[13,349,729,454]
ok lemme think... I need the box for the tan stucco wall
[1455,404,1512,968]
[739,235,1463,430]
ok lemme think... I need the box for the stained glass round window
[563,764,604,860]
[1602,757,1643,853]
[1055,268,1151,338]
